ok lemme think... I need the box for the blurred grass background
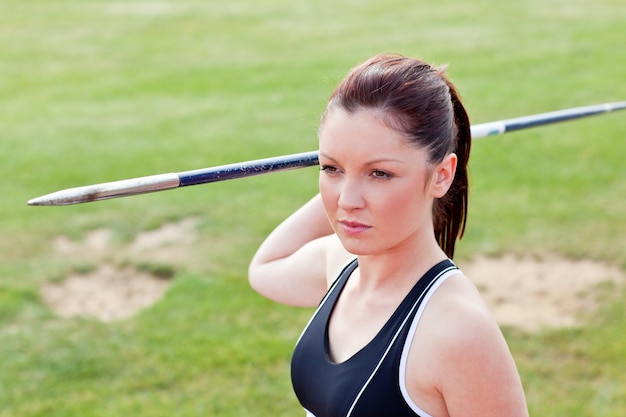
[1,0,625,415]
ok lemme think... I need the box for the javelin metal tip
[27,197,49,206]
[26,173,181,206]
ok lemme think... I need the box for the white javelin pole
[27,101,626,206]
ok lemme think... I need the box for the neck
[355,237,447,293]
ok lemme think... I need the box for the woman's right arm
[248,194,343,307]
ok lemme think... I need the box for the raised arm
[249,194,347,307]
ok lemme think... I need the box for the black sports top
[291,258,459,417]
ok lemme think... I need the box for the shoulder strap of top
[292,258,358,348]
[327,257,358,294]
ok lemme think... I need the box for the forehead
[319,107,421,158]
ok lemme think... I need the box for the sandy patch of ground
[41,264,170,322]
[461,253,626,331]
[52,217,198,262]
[43,218,198,322]
[42,219,626,329]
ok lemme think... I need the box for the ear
[430,153,457,198]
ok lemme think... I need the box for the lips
[339,220,371,235]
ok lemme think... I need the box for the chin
[337,238,378,257]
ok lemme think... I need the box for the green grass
[1,0,625,415]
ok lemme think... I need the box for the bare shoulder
[414,271,529,417]
[428,271,496,340]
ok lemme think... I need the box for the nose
[337,177,365,211]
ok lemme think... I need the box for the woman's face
[318,107,448,257]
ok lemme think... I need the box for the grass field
[1,0,625,415]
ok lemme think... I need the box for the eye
[320,165,340,174]
[371,169,392,179]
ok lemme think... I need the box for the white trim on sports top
[398,268,460,417]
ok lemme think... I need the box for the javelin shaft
[469,101,626,138]
[27,151,320,206]
[27,101,626,206]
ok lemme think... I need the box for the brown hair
[322,53,471,258]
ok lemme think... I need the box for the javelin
[27,101,626,206]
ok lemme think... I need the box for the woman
[249,54,528,417]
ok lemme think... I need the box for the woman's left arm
[419,274,529,417]
[442,307,528,416]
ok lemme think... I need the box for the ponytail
[433,80,471,259]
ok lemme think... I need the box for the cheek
[381,192,413,216]
[379,183,431,224]
[319,176,338,214]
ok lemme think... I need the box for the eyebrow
[319,152,406,165]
